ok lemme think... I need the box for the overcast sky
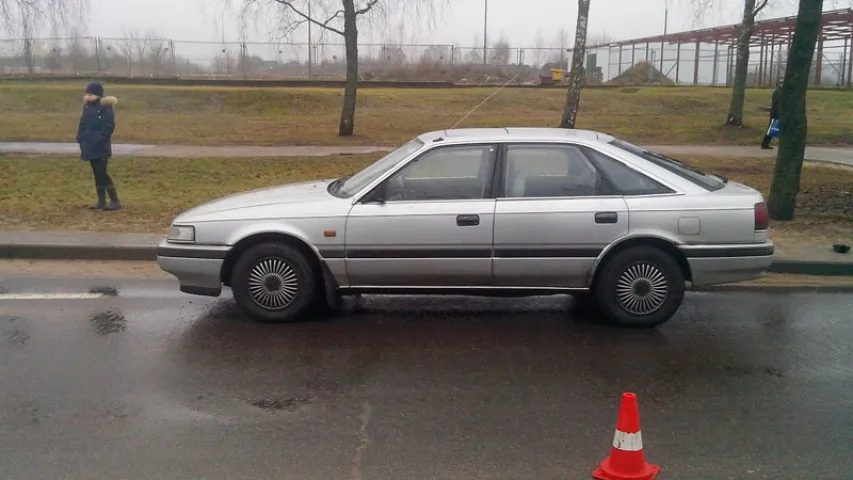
[80,0,831,48]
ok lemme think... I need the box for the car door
[345,143,498,287]
[492,143,630,288]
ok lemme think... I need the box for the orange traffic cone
[592,393,660,480]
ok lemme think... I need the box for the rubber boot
[89,187,107,210]
[761,135,773,150]
[105,185,122,211]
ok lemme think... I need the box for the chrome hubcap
[248,258,299,310]
[615,263,668,315]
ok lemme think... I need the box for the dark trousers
[761,117,777,148]
[89,158,113,189]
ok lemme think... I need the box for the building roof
[590,8,853,48]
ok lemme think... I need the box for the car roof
[416,127,614,145]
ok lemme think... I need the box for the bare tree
[0,0,87,76]
[115,34,136,77]
[466,34,483,64]
[123,29,149,75]
[490,34,511,65]
[552,27,569,66]
[144,30,169,76]
[240,0,440,137]
[767,0,823,220]
[0,0,87,35]
[531,31,546,67]
[694,0,772,126]
[559,0,591,129]
[587,30,613,47]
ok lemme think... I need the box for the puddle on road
[88,285,119,296]
[249,396,313,412]
[2,316,30,346]
[89,310,127,335]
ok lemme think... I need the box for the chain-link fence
[2,36,851,86]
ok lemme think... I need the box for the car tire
[231,242,317,323]
[593,246,685,328]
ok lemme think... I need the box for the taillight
[754,202,770,230]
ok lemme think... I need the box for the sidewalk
[1,230,852,277]
[1,142,851,167]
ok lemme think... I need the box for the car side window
[581,147,675,196]
[502,144,605,198]
[381,144,497,202]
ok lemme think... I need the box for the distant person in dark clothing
[761,80,783,150]
[77,82,120,210]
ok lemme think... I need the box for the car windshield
[608,139,726,191]
[332,138,424,197]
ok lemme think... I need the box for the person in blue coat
[761,80,782,150]
[77,82,121,210]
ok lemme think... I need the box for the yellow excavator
[539,67,568,85]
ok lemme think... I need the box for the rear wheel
[231,242,317,323]
[593,246,685,328]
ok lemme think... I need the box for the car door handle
[595,212,618,224]
[456,214,480,226]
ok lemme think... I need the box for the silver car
[157,128,773,327]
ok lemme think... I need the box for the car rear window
[608,139,726,191]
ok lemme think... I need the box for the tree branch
[355,0,379,16]
[270,0,345,36]
[753,0,770,17]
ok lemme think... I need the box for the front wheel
[593,246,685,328]
[231,242,317,323]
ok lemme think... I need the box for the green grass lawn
[1,154,851,250]
[1,82,852,146]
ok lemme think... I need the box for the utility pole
[483,0,488,64]
[660,5,668,74]
[308,2,313,78]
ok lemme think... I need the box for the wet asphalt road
[1,275,852,480]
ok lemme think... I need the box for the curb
[3,243,853,277]
[768,259,853,276]
[694,284,853,293]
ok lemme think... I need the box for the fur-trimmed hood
[84,94,118,106]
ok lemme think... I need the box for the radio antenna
[448,74,520,130]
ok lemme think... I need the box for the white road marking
[0,293,105,300]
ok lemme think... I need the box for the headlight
[167,225,195,243]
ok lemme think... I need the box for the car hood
[178,179,335,220]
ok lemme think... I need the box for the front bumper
[156,240,231,297]
[680,243,774,287]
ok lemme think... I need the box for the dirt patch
[0,260,168,278]
[89,310,127,336]
[608,62,675,86]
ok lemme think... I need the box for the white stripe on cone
[612,430,643,452]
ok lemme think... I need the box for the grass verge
[1,83,852,146]
[1,154,851,254]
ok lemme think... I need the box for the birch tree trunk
[767,0,823,220]
[559,0,591,129]
[338,0,359,136]
[725,0,757,126]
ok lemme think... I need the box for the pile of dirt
[608,61,674,86]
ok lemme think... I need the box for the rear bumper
[680,244,774,287]
[156,241,230,297]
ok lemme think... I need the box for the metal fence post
[95,37,102,74]
[170,40,177,78]
[24,37,34,78]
